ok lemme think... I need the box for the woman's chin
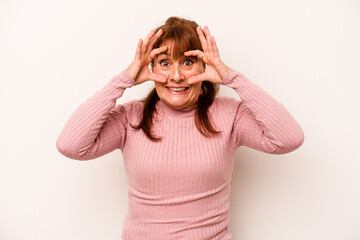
[162,98,194,110]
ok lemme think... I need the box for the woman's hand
[126,29,168,85]
[185,26,230,84]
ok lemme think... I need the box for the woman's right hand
[126,29,168,85]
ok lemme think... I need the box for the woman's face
[153,41,204,110]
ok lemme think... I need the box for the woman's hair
[132,16,220,141]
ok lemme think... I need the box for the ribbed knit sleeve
[56,70,136,160]
[221,69,304,154]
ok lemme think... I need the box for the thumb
[148,72,166,83]
[188,73,206,84]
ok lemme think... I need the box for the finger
[148,28,163,47]
[135,39,143,60]
[210,35,220,58]
[142,29,156,49]
[197,26,208,52]
[149,45,168,60]
[145,29,164,58]
[184,50,204,59]
[188,73,206,84]
[204,26,214,54]
[204,26,211,39]
[149,72,166,83]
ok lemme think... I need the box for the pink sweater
[56,69,304,239]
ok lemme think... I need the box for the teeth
[167,87,187,92]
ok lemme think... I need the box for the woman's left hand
[184,26,230,84]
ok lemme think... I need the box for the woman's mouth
[165,86,190,95]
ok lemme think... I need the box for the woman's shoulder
[109,100,144,120]
[208,97,243,126]
[211,97,242,114]
[122,99,144,112]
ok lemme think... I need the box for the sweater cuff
[219,69,264,102]
[109,70,137,90]
[220,69,247,87]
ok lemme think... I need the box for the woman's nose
[170,65,184,82]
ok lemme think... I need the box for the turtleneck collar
[155,100,197,118]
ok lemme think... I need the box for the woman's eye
[159,60,169,67]
[183,60,194,66]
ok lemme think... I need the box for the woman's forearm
[221,69,304,154]
[56,70,136,160]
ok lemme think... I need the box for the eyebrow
[157,52,170,57]
[155,53,198,62]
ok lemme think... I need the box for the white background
[1,0,359,239]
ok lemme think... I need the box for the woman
[57,17,304,240]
